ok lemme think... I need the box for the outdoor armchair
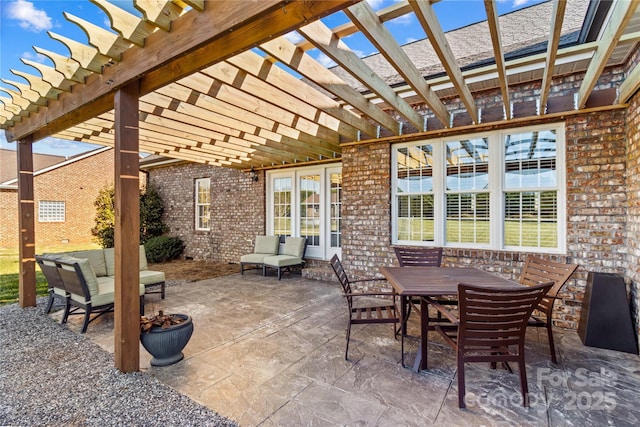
[519,255,579,363]
[36,255,68,315]
[240,235,280,275]
[427,282,553,408]
[263,236,307,280]
[330,255,399,360]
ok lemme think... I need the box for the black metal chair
[427,282,553,408]
[36,255,68,315]
[329,255,399,360]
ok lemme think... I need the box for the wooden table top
[379,266,520,296]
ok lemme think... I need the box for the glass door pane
[299,175,320,247]
[330,172,342,248]
[273,177,292,243]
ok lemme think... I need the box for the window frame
[38,200,65,223]
[392,123,566,253]
[194,178,211,231]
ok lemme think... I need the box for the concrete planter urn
[140,313,194,366]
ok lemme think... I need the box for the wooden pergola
[3,0,640,371]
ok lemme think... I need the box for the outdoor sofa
[36,252,147,333]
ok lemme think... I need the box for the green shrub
[144,236,185,263]
[92,184,168,248]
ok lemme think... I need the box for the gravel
[0,298,238,427]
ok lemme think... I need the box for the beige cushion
[104,248,115,276]
[282,237,306,257]
[263,255,303,268]
[254,236,280,255]
[240,253,270,264]
[58,256,99,296]
[139,245,148,271]
[138,270,165,285]
[104,245,148,276]
[69,278,144,306]
[71,249,107,277]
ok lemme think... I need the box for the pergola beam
[539,0,566,114]
[577,0,638,108]
[5,0,358,143]
[483,0,510,120]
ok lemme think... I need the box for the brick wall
[341,77,630,330]
[625,91,640,340]
[0,149,114,248]
[146,163,264,262]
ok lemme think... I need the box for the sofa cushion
[104,248,115,276]
[138,270,165,285]
[254,236,280,255]
[139,245,149,271]
[58,256,99,296]
[240,253,271,264]
[104,245,148,276]
[263,255,303,268]
[282,237,306,257]
[70,249,107,277]
[69,279,144,306]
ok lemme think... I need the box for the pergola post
[113,80,141,372]
[17,135,36,308]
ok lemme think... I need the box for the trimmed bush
[144,236,185,263]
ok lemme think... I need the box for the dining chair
[393,246,448,329]
[393,246,443,267]
[329,255,399,360]
[427,282,553,408]
[519,255,579,363]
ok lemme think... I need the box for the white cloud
[22,51,48,63]
[366,0,386,10]
[6,0,52,32]
[284,31,304,44]
[315,53,336,68]
[512,0,534,7]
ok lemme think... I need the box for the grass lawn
[0,243,100,305]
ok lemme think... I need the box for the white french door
[267,164,342,260]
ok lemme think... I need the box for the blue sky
[0,0,544,157]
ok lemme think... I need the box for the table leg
[415,297,429,371]
[400,295,406,367]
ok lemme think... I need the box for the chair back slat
[394,247,443,267]
[457,282,553,353]
[519,255,578,297]
[36,256,65,291]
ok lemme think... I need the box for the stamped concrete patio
[55,271,640,426]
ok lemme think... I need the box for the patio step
[302,261,337,282]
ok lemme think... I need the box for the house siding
[146,163,264,262]
[147,68,639,336]
[0,149,114,248]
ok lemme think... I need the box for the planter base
[150,351,185,367]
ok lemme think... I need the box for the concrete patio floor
[54,271,640,426]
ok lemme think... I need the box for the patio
[55,272,640,426]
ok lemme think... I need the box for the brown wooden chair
[394,246,443,267]
[393,246,448,328]
[519,255,579,363]
[329,255,399,360]
[427,282,553,408]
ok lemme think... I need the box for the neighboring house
[0,147,114,248]
[139,0,638,335]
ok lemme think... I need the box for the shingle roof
[0,149,66,184]
[330,0,589,90]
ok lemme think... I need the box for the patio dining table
[379,266,521,371]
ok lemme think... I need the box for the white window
[392,124,566,253]
[38,201,65,223]
[195,178,211,231]
[267,165,342,259]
